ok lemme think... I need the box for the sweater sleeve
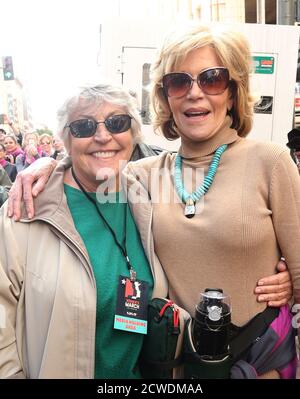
[269,150,300,303]
[0,205,25,378]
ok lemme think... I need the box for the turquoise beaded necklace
[174,144,228,218]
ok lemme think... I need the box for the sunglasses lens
[68,115,132,137]
[163,73,192,98]
[105,115,132,134]
[199,68,229,95]
[69,119,96,138]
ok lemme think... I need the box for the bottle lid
[197,288,231,317]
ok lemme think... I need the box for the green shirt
[64,185,153,378]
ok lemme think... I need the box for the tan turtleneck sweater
[125,117,300,326]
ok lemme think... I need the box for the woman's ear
[226,95,234,119]
[227,99,233,115]
[227,80,237,114]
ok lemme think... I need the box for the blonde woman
[39,134,53,156]
[123,24,300,378]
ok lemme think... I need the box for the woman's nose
[94,123,112,143]
[187,79,204,99]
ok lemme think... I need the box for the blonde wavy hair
[150,24,256,139]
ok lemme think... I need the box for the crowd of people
[0,115,66,205]
[0,23,299,380]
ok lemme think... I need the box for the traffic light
[2,56,14,81]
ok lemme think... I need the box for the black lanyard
[71,168,137,281]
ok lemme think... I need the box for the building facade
[0,58,33,133]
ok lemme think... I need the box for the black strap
[140,355,183,371]
[71,167,135,278]
[229,307,279,361]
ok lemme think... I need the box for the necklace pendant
[184,198,195,218]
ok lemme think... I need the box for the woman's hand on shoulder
[254,260,292,307]
[7,157,57,220]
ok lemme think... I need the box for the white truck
[99,19,300,150]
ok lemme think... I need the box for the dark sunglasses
[66,114,132,138]
[162,67,230,98]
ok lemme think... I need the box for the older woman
[0,84,165,379]
[123,25,300,378]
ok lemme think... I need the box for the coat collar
[19,157,92,268]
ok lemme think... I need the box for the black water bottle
[193,288,231,360]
